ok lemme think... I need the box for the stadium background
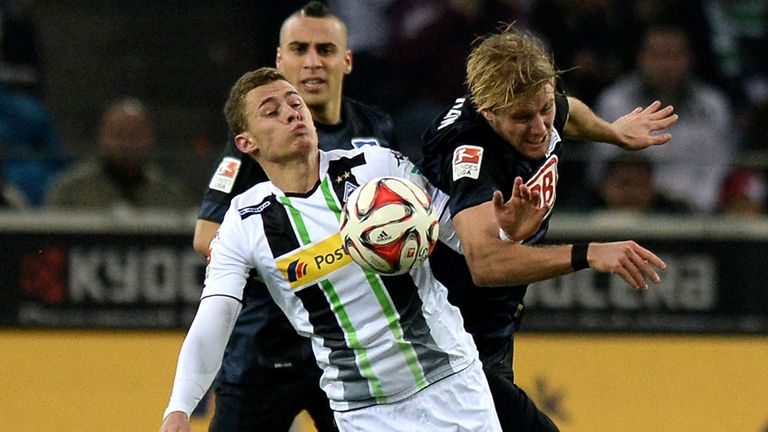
[1,1,767,431]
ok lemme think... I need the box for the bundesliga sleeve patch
[452,145,484,181]
[208,157,241,193]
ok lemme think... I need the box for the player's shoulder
[325,144,396,162]
[424,96,483,141]
[343,97,392,121]
[324,146,407,180]
[228,183,275,221]
[423,97,490,154]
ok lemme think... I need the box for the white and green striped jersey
[203,146,476,411]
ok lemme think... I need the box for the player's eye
[512,114,532,123]
[316,44,336,55]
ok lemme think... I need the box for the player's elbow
[193,220,220,256]
[192,235,210,256]
[470,272,496,287]
[463,250,499,287]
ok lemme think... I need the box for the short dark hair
[223,67,288,135]
[300,1,332,18]
[279,1,347,45]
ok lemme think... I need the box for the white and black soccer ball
[340,176,439,275]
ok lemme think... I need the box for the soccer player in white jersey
[160,67,521,432]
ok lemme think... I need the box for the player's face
[482,84,556,160]
[237,80,318,163]
[276,16,352,112]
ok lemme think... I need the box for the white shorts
[333,361,501,432]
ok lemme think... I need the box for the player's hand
[493,176,550,242]
[613,101,678,151]
[159,411,191,432]
[587,241,667,291]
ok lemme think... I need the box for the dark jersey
[420,94,569,341]
[198,98,397,384]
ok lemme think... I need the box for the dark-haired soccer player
[191,3,396,431]
[161,67,504,432]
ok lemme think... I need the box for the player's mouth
[300,78,326,92]
[524,133,548,149]
[292,123,309,135]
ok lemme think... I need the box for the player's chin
[301,91,330,106]
[522,146,547,160]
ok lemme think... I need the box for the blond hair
[224,67,288,134]
[466,24,559,113]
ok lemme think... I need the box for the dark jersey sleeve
[198,137,269,224]
[440,137,498,218]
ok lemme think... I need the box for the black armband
[571,243,590,271]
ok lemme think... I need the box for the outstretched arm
[454,202,667,291]
[160,296,242,431]
[564,97,678,150]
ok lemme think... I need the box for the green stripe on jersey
[319,278,388,403]
[279,196,311,245]
[363,269,428,390]
[320,178,343,220]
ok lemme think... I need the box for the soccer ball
[340,176,439,275]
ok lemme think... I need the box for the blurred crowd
[1,0,766,217]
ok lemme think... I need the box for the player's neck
[308,99,342,126]
[263,152,321,194]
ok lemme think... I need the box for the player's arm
[563,96,677,150]
[452,204,666,291]
[160,296,242,432]
[163,209,252,431]
[193,220,221,256]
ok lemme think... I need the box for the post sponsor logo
[276,233,352,289]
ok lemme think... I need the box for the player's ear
[480,109,494,123]
[275,47,282,68]
[344,50,352,75]
[235,133,257,154]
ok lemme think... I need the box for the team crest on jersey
[351,137,380,148]
[209,157,241,193]
[526,155,559,218]
[342,181,358,203]
[452,145,484,181]
[276,233,352,289]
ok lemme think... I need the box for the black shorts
[477,336,560,432]
[209,375,338,432]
